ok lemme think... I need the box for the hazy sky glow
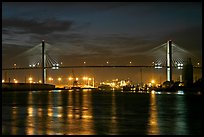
[2,2,202,83]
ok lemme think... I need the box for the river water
[2,90,203,135]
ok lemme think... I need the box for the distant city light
[106,61,109,64]
[151,90,156,94]
[48,77,53,81]
[129,61,132,64]
[84,61,86,64]
[13,79,18,83]
[68,77,73,81]
[83,77,88,80]
[2,80,5,83]
[28,77,33,81]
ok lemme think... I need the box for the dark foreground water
[2,90,203,135]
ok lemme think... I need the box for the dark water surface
[2,90,203,135]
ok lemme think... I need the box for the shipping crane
[71,69,80,89]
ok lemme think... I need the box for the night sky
[2,2,202,83]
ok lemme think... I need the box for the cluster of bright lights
[13,79,18,83]
[28,77,33,83]
[48,77,53,81]
[29,63,40,68]
[177,63,183,69]
[154,63,162,69]
[52,63,59,69]
[48,76,94,82]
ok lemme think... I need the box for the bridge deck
[2,65,202,70]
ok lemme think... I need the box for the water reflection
[2,90,202,135]
[25,90,95,135]
[110,91,118,134]
[11,107,18,135]
[147,92,160,135]
[174,95,188,134]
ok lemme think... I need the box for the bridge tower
[166,40,172,82]
[42,40,46,84]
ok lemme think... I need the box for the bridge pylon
[42,40,46,84]
[166,40,172,82]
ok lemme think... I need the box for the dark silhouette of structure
[183,58,193,87]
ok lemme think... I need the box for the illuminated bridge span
[2,40,202,84]
[2,65,201,70]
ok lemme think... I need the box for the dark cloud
[2,18,73,35]
[160,25,202,59]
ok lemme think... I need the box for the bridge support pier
[166,40,172,82]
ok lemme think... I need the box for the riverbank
[2,83,55,91]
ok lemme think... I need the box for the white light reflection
[147,93,160,135]
[109,91,118,134]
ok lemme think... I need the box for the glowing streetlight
[68,77,73,81]
[58,77,62,81]
[28,77,33,83]
[88,78,92,87]
[58,77,62,85]
[14,80,18,83]
[48,77,53,83]
[83,77,88,80]
[29,77,33,81]
[2,80,5,83]
[83,77,88,87]
[14,79,18,83]
[151,80,155,84]
[68,77,73,87]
